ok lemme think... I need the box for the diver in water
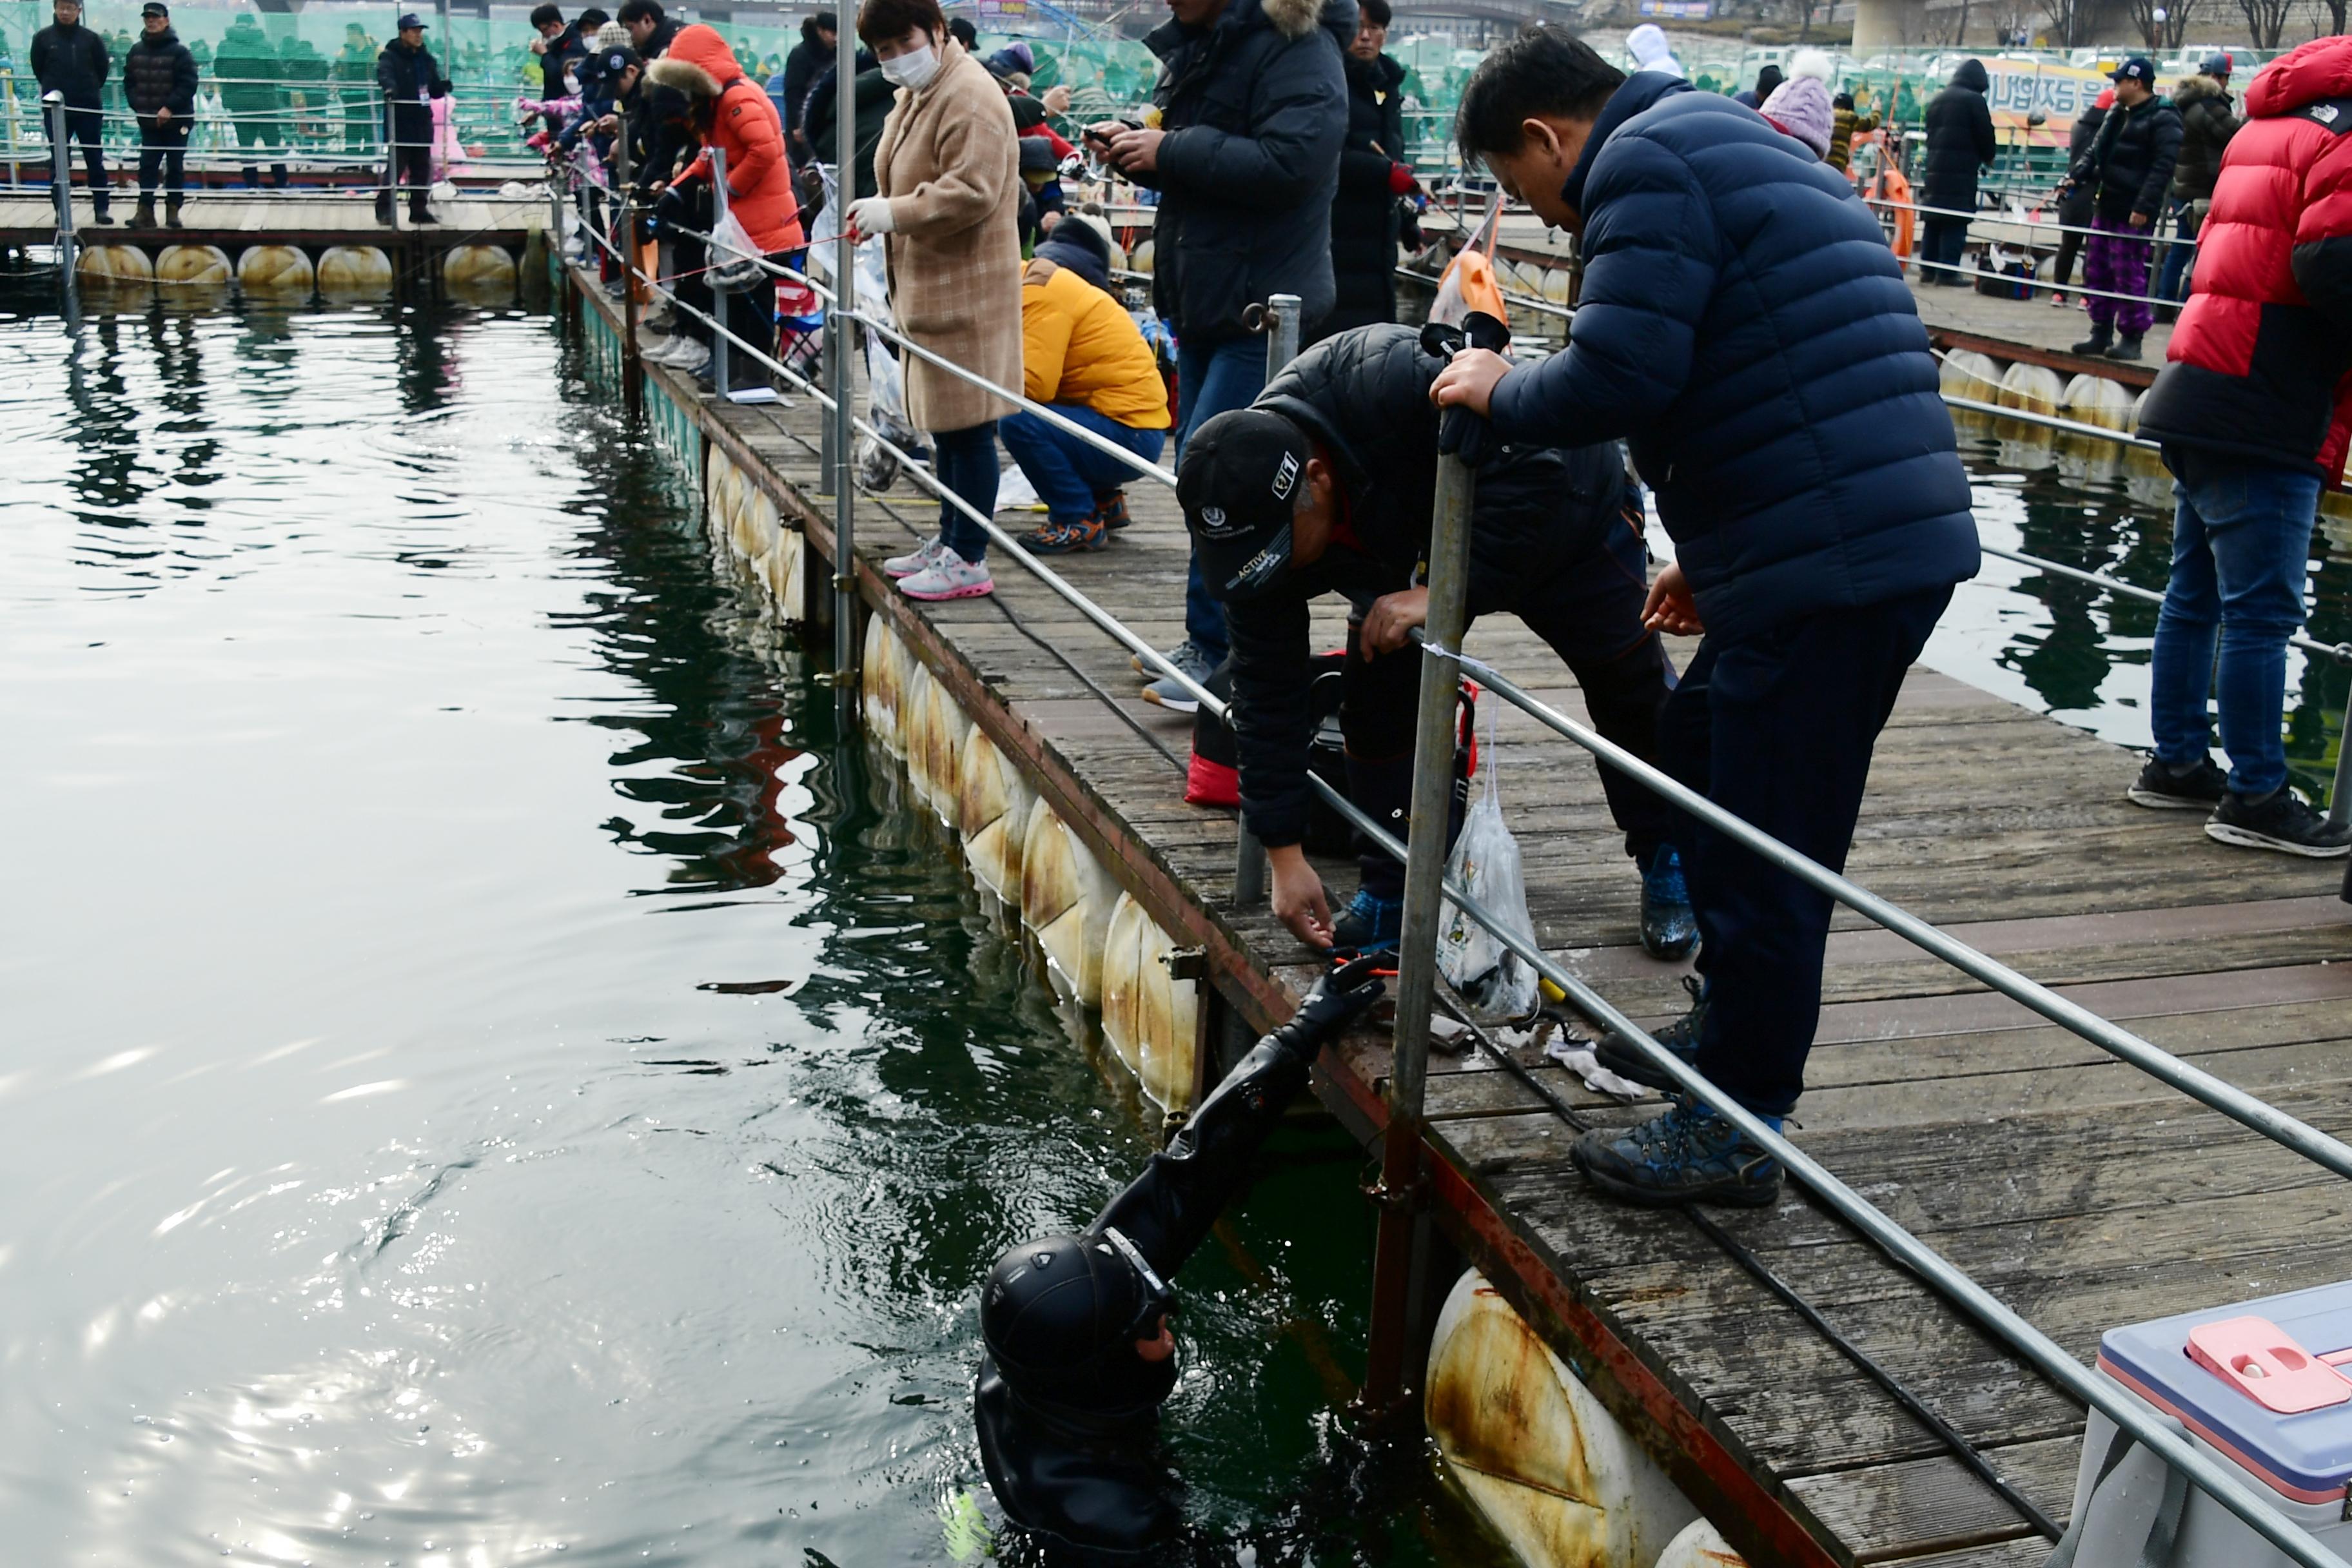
[974,954,1386,1558]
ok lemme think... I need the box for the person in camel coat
[848,0,1022,602]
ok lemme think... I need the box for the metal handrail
[1941,392,2161,449]
[579,226,2352,1566]
[1868,192,2204,248]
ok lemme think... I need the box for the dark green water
[1,294,2341,1568]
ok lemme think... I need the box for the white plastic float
[957,725,1037,905]
[1098,892,1198,1112]
[1019,797,1117,1008]
[316,244,394,294]
[235,244,313,293]
[1426,1269,1701,1568]
[75,243,154,284]
[442,243,518,295]
[906,669,971,829]
[155,243,231,286]
[1655,1518,1745,1568]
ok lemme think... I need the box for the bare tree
[2236,0,2291,46]
[2321,0,2349,37]
[2126,0,2200,48]
[2039,0,2092,48]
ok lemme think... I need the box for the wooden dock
[567,267,2352,1567]
[0,190,547,253]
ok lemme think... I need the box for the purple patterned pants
[2083,212,2155,336]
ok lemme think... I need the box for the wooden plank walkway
[575,271,2352,1567]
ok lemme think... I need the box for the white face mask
[880,41,940,92]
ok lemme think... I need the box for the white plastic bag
[707,208,765,291]
[1435,724,1539,1021]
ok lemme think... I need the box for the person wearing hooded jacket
[1088,0,1351,712]
[1919,58,1997,285]
[643,23,805,387]
[2155,54,2240,307]
[2063,55,2182,360]
[1182,324,1689,960]
[32,0,112,226]
[1624,23,1682,79]
[1322,0,1411,340]
[1431,27,1977,1208]
[122,2,197,230]
[1002,217,1172,556]
[2128,35,2352,859]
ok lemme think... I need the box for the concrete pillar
[1853,0,1934,52]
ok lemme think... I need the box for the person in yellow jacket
[1002,215,1173,554]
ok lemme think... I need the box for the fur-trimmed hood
[2173,72,2230,107]
[645,23,738,99]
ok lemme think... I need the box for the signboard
[974,0,1032,19]
[1634,0,1713,15]
[1979,57,2110,139]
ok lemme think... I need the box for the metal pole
[830,13,858,729]
[2329,687,2351,832]
[44,93,75,284]
[1359,443,1475,1420]
[708,145,729,399]
[615,105,641,415]
[383,91,400,235]
[1233,292,1304,906]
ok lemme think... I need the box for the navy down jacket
[1487,74,1978,643]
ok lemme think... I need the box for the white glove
[847,196,896,237]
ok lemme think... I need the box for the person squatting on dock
[853,0,1025,603]
[375,13,450,226]
[1177,322,1697,963]
[1431,27,1980,1208]
[2128,35,2352,861]
[2061,55,2183,364]
[32,0,112,227]
[122,3,194,231]
[975,957,1385,1556]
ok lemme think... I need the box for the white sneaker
[898,545,993,602]
[884,536,947,579]
[642,334,689,366]
[668,338,712,377]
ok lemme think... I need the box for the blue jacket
[1489,74,1978,642]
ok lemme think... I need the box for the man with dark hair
[1088,0,1352,712]
[777,8,836,161]
[122,1,195,230]
[375,12,448,225]
[2063,55,2183,362]
[31,0,112,226]
[1431,24,1978,1206]
[1324,0,1412,337]
[1182,324,1690,959]
[618,0,681,59]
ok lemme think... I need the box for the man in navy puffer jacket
[1433,26,1978,1208]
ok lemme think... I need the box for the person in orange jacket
[645,22,805,384]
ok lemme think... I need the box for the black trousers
[1919,216,1970,284]
[50,98,110,215]
[384,106,432,212]
[1343,511,1678,899]
[1663,585,1952,1116]
[232,112,288,187]
[136,117,188,199]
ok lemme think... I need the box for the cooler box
[2063,1282,2352,1567]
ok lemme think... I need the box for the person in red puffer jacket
[2131,33,2352,858]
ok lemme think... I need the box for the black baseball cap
[140,2,168,16]
[1178,409,1313,602]
[2109,55,2155,85]
[398,12,427,28]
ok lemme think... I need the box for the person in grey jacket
[32,0,112,224]
[1088,0,1349,710]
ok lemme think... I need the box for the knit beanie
[1761,74,1834,159]
[596,20,629,49]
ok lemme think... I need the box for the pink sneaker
[898,545,994,601]
[885,536,946,579]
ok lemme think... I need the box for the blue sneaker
[1331,888,1403,953]
[1573,1097,1783,1208]
[1640,844,1698,961]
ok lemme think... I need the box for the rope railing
[573,206,2352,1567]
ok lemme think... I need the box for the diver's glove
[1264,953,1386,1063]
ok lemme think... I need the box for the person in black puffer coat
[375,14,450,225]
[32,0,113,224]
[1322,0,1410,338]
[798,47,886,214]
[777,9,835,165]
[122,3,197,228]
[1181,324,1683,959]
[2048,86,2109,305]
[1090,0,1351,699]
[2063,55,2182,357]
[1435,29,1977,1205]
[1919,57,1997,285]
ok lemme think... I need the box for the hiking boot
[164,197,183,230]
[132,199,155,230]
[884,536,947,579]
[1594,974,1705,1092]
[2104,334,2143,362]
[1640,843,1697,961]
[2206,789,2351,858]
[92,208,115,227]
[2072,323,2114,356]
[1094,489,1133,531]
[898,545,994,602]
[1573,1097,1783,1208]
[1331,888,1403,955]
[2128,754,2227,810]
[1019,513,1106,555]
[1140,640,1217,713]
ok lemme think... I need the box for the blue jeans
[998,406,1166,525]
[932,422,1000,564]
[2155,201,2197,304]
[2150,456,2320,799]
[1174,336,1270,661]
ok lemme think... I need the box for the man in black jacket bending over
[1179,323,1690,959]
